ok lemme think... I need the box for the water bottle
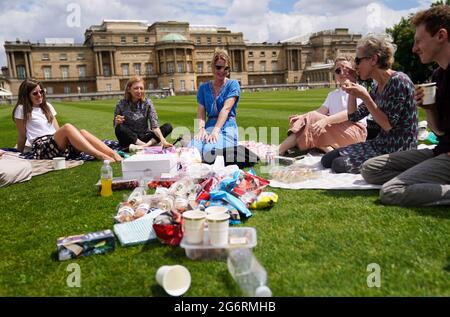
[100,160,113,197]
[227,248,272,297]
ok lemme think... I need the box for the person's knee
[61,123,75,131]
[379,182,406,206]
[331,157,348,173]
[161,123,173,134]
[361,158,381,184]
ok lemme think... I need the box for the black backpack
[202,145,259,169]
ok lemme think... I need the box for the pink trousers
[288,112,367,150]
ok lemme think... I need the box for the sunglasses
[334,68,342,75]
[354,56,371,65]
[215,64,230,71]
[32,89,45,96]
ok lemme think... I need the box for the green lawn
[0,89,448,296]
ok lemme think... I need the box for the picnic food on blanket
[270,165,320,183]
[153,211,183,246]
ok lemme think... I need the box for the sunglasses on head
[215,64,230,71]
[32,89,45,96]
[354,56,371,65]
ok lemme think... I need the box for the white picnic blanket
[269,155,381,190]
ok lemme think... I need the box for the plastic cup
[418,82,436,105]
[155,265,191,296]
[206,213,230,246]
[53,157,66,170]
[205,206,228,216]
[182,209,206,244]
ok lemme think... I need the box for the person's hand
[194,127,207,141]
[161,139,173,148]
[342,82,370,101]
[311,118,329,135]
[341,65,357,83]
[206,127,220,143]
[115,115,125,125]
[289,115,300,125]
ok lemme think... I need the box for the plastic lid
[255,285,272,297]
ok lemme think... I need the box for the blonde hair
[357,34,397,69]
[334,56,352,65]
[124,76,144,101]
[211,48,231,70]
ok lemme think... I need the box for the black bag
[202,145,259,169]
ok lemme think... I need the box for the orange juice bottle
[100,160,113,197]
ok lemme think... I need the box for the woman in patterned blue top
[189,48,240,158]
[321,34,418,173]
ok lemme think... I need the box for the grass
[0,89,448,296]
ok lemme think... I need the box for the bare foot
[113,153,123,162]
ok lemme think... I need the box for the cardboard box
[57,229,115,261]
[121,153,178,180]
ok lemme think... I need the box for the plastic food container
[180,227,257,260]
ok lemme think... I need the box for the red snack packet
[153,223,184,247]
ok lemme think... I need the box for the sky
[0,0,435,68]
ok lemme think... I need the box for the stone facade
[3,21,361,95]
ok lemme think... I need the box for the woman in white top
[278,57,367,155]
[13,79,122,162]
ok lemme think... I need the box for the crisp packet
[249,192,279,210]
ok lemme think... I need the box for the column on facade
[163,49,167,74]
[297,50,301,71]
[155,50,160,74]
[23,52,30,78]
[27,52,33,78]
[99,52,103,76]
[7,53,13,78]
[10,52,17,78]
[184,48,187,73]
[94,52,99,76]
[286,50,290,71]
[109,51,115,76]
[240,50,244,72]
[230,49,234,72]
[173,48,177,73]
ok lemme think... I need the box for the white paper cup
[206,213,230,246]
[205,206,228,216]
[52,157,66,170]
[182,209,206,244]
[418,82,436,105]
[155,265,191,296]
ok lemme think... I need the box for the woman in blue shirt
[190,49,240,159]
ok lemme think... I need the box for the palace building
[3,20,361,95]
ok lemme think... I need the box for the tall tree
[386,1,449,83]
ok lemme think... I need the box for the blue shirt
[197,79,240,119]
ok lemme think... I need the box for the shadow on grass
[321,190,450,220]
[444,256,450,273]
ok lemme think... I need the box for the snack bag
[249,192,279,210]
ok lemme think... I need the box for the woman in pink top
[278,57,367,155]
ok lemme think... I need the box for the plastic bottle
[227,248,272,297]
[100,160,113,197]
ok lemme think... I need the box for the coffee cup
[417,82,436,105]
[206,213,230,246]
[155,265,191,296]
[182,209,206,244]
[53,157,66,170]
[205,206,228,216]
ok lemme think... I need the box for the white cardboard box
[121,153,178,180]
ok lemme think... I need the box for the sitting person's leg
[362,149,434,185]
[115,124,140,148]
[379,153,450,206]
[140,123,173,146]
[79,129,122,162]
[54,124,118,162]
[321,148,341,168]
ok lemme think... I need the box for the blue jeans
[189,118,238,158]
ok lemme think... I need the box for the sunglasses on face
[334,68,342,75]
[32,89,45,96]
[215,64,230,71]
[354,56,371,65]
